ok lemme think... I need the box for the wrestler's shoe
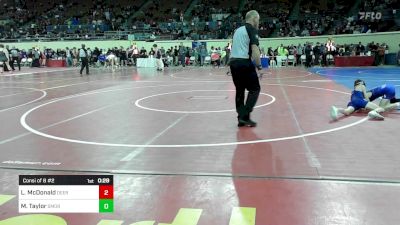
[368,111,384,120]
[330,106,339,121]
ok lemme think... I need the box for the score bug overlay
[18,175,114,213]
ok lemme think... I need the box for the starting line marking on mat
[135,90,276,114]
[19,84,369,148]
[190,96,228,100]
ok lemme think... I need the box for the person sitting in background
[139,47,147,58]
[210,47,221,67]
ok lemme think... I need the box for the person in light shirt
[0,44,12,73]
[326,37,336,55]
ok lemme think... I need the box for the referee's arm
[251,45,261,68]
[247,24,262,69]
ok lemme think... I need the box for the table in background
[334,56,374,67]
[46,59,66,67]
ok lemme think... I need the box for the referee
[230,10,262,127]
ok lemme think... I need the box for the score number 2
[99,185,114,199]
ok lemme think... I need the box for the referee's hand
[256,65,264,78]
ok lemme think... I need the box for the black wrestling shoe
[238,121,245,127]
[390,98,400,103]
[238,118,257,127]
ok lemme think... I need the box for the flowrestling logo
[359,12,382,20]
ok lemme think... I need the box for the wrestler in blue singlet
[369,84,396,101]
[347,90,369,110]
[347,79,369,111]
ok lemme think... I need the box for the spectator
[377,43,386,65]
[313,43,321,66]
[296,43,303,65]
[199,45,207,66]
[0,44,12,73]
[304,43,312,67]
[356,42,365,56]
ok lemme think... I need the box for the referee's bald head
[245,10,260,28]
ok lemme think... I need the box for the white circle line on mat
[134,90,276,113]
[0,87,47,113]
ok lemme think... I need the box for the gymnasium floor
[0,65,400,225]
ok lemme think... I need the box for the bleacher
[0,0,399,42]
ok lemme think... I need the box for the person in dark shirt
[356,42,365,55]
[304,43,312,67]
[140,47,147,57]
[10,46,21,71]
[178,44,186,67]
[313,43,321,66]
[119,47,128,66]
[149,48,155,56]
[173,46,178,66]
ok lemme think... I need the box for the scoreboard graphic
[18,175,113,213]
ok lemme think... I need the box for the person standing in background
[66,47,73,67]
[0,44,12,73]
[79,44,89,76]
[313,42,321,66]
[224,42,232,66]
[305,43,312,67]
[377,44,385,66]
[87,48,92,66]
[200,45,207,66]
[72,47,78,67]
[10,46,21,71]
[319,43,326,67]
[296,43,303,65]
[178,43,186,67]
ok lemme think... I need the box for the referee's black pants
[230,59,260,121]
[80,57,89,75]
